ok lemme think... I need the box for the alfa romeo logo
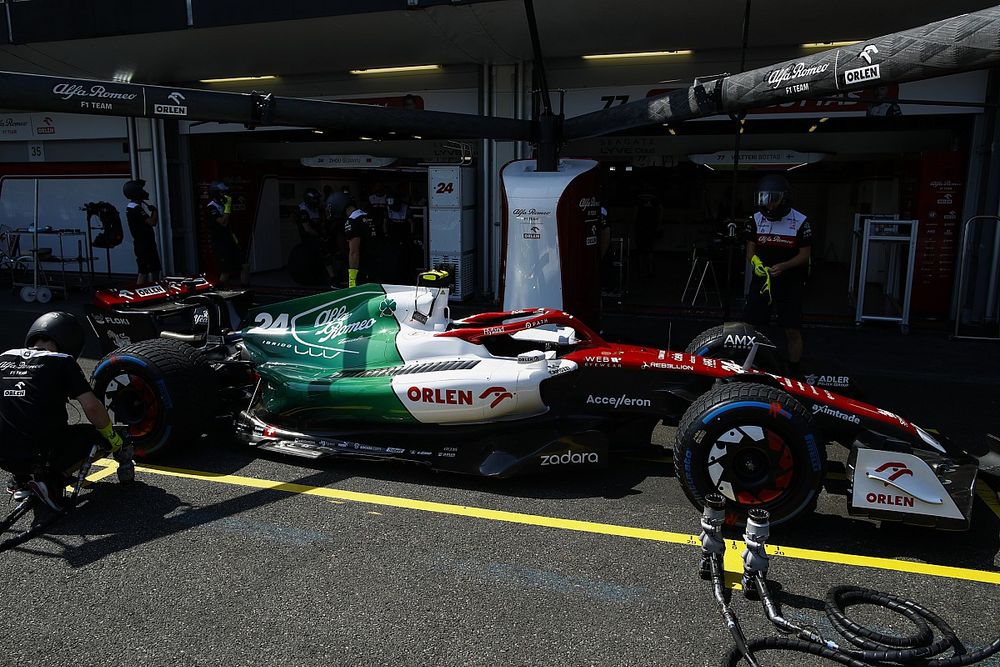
[379,299,397,317]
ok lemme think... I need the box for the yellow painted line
[63,458,120,493]
[977,479,1000,521]
[129,462,1000,586]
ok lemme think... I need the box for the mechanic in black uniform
[384,193,415,283]
[343,201,379,288]
[1,312,134,510]
[744,174,812,377]
[123,179,161,284]
[205,181,246,286]
[296,187,336,284]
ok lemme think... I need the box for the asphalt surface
[2,290,999,667]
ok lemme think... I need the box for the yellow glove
[223,194,233,215]
[348,268,359,288]
[97,422,123,453]
[751,255,773,304]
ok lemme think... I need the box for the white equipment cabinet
[427,165,476,300]
[855,218,919,333]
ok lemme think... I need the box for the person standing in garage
[205,181,246,286]
[122,179,161,285]
[296,187,336,285]
[744,174,812,378]
[344,201,379,288]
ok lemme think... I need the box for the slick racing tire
[92,338,217,458]
[674,382,825,526]
[685,322,781,373]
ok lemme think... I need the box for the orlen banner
[500,159,601,327]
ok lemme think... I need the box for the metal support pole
[523,0,559,172]
[151,119,173,274]
[723,0,752,319]
[126,117,140,181]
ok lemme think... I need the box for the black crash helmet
[122,179,148,201]
[755,173,791,220]
[303,188,322,206]
[209,181,229,197]
[25,311,86,359]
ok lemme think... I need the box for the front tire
[674,382,825,525]
[92,339,217,458]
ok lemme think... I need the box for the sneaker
[6,475,27,494]
[6,476,30,502]
[27,479,64,511]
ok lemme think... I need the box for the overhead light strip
[801,40,860,48]
[350,65,441,75]
[582,50,692,60]
[199,75,277,83]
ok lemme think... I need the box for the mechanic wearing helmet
[297,187,336,284]
[745,174,812,377]
[122,179,161,284]
[205,181,247,286]
[343,201,379,288]
[1,312,134,511]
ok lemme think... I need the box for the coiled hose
[723,582,1000,666]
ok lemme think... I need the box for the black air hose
[721,578,1000,666]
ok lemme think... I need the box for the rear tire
[674,382,825,526]
[91,339,217,458]
[685,322,781,373]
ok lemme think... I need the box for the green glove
[223,194,233,214]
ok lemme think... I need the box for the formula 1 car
[85,279,1000,529]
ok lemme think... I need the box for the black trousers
[0,424,99,481]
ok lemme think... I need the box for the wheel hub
[707,425,795,506]
[103,373,159,438]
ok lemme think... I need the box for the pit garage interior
[1,0,998,330]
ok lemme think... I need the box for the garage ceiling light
[582,50,692,60]
[200,75,277,83]
[800,40,859,48]
[350,65,441,75]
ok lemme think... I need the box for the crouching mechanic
[744,174,812,378]
[1,312,134,511]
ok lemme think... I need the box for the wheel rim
[707,424,795,506]
[102,373,161,440]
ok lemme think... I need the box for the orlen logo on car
[873,461,913,482]
[479,386,513,409]
[406,386,514,409]
[407,387,473,405]
[865,462,916,508]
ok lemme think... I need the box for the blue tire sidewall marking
[696,346,710,355]
[701,401,791,424]
[94,355,149,380]
[683,449,698,498]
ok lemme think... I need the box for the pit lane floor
[2,304,999,666]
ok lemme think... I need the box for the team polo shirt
[748,208,812,273]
